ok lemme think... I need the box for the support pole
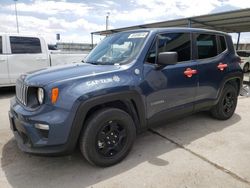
[236,32,241,50]
[14,0,19,33]
[106,12,110,31]
[91,33,94,49]
[188,19,192,28]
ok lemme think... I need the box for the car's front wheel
[79,108,136,167]
[210,84,238,120]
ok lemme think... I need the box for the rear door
[194,33,228,109]
[7,36,49,83]
[0,35,10,85]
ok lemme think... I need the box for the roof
[0,33,44,38]
[110,27,229,36]
[92,8,250,35]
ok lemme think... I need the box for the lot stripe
[149,128,250,186]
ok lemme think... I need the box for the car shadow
[0,87,15,99]
[1,111,241,188]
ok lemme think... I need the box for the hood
[24,63,121,86]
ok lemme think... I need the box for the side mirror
[158,52,178,66]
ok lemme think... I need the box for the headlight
[37,88,44,104]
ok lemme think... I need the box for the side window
[146,33,191,64]
[0,36,2,54]
[10,36,42,54]
[146,41,157,64]
[219,36,227,52]
[196,34,217,59]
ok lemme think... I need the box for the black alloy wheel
[222,91,236,115]
[211,84,238,120]
[79,108,136,167]
[96,120,127,157]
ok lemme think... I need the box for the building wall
[234,43,250,50]
[56,42,95,52]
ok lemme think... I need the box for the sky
[1,0,250,44]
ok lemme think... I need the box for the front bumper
[9,97,77,155]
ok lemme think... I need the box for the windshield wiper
[85,61,100,65]
[85,61,115,65]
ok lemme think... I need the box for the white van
[0,34,88,87]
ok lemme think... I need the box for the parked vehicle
[9,28,243,167]
[0,34,87,87]
[237,50,250,73]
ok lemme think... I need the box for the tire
[243,63,249,73]
[210,84,238,120]
[79,108,136,167]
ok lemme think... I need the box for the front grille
[16,80,29,106]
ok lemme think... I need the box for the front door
[142,32,198,123]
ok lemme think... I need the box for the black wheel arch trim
[217,71,243,103]
[62,90,146,154]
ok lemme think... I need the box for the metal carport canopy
[91,8,250,36]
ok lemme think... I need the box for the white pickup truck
[0,34,88,87]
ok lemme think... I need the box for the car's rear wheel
[243,63,249,73]
[79,108,136,167]
[210,84,238,120]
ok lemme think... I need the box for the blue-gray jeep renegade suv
[9,28,243,166]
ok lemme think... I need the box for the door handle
[217,63,228,71]
[184,68,197,78]
[0,59,6,62]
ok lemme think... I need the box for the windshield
[85,31,149,65]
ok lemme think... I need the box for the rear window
[237,51,250,57]
[0,36,2,54]
[196,34,217,59]
[10,36,42,54]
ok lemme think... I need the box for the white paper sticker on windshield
[128,32,148,39]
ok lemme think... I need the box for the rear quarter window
[10,36,42,54]
[196,34,217,59]
[219,36,227,52]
